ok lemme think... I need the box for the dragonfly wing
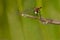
[22,8,34,15]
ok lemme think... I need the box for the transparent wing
[21,8,35,16]
[16,8,35,17]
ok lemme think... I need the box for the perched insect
[19,7,42,16]
[20,7,42,19]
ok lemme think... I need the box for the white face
[35,11,37,14]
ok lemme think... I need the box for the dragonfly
[19,7,42,19]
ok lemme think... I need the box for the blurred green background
[0,0,60,40]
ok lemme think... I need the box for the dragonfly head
[34,7,42,14]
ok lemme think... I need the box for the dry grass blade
[21,13,60,25]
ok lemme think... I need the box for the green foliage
[0,0,60,40]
